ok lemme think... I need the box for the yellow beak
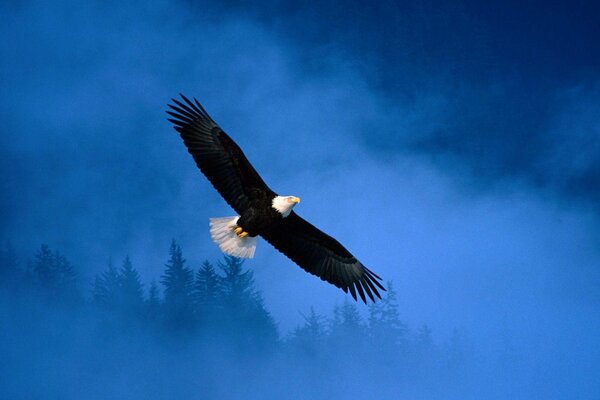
[288,196,301,204]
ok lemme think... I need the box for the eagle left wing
[166,94,275,215]
[261,212,385,303]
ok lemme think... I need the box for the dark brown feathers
[261,213,385,302]
[167,94,385,303]
[167,94,274,214]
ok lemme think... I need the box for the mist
[1,0,600,398]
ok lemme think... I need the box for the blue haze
[1,0,600,398]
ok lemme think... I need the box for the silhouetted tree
[32,244,54,285]
[193,261,222,321]
[54,253,77,299]
[292,307,327,352]
[3,241,469,387]
[92,259,120,309]
[32,244,77,301]
[218,256,278,346]
[329,299,364,350]
[119,256,144,314]
[299,307,327,338]
[219,256,254,307]
[368,281,408,349]
[332,300,363,332]
[161,240,194,329]
[246,294,279,346]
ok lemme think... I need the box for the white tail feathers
[209,216,257,259]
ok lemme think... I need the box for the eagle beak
[289,196,301,204]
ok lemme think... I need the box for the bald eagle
[167,95,385,303]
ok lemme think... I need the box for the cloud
[537,82,600,194]
[0,0,599,369]
[1,1,600,397]
[201,1,600,213]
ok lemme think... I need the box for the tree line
[0,240,464,367]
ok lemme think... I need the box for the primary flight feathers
[167,94,385,303]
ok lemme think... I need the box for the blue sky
[1,0,600,392]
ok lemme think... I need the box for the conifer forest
[1,241,471,399]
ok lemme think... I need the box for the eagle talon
[233,226,249,238]
[168,94,386,302]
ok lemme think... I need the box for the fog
[1,0,599,398]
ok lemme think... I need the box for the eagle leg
[233,226,249,238]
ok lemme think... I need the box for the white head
[272,195,301,217]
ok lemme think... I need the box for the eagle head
[272,195,300,217]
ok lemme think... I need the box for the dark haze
[1,0,599,398]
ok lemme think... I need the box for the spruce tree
[161,240,194,329]
[245,293,278,346]
[219,256,254,307]
[32,245,77,301]
[53,252,77,300]
[368,281,407,349]
[92,259,120,309]
[332,300,363,332]
[299,307,327,338]
[119,256,144,313]
[218,256,278,346]
[193,261,222,320]
[32,244,55,286]
[293,307,327,351]
[330,299,364,351]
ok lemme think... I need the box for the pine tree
[218,256,278,346]
[300,307,327,338]
[245,293,278,346]
[368,281,408,349]
[329,299,364,349]
[219,256,255,306]
[93,259,120,309]
[293,307,327,351]
[332,299,363,333]
[53,252,77,300]
[193,261,222,319]
[32,245,77,301]
[119,256,144,313]
[161,240,194,329]
[32,244,55,286]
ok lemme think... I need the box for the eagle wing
[261,212,385,303]
[167,94,275,214]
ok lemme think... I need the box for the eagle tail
[209,216,257,259]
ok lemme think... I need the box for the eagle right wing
[261,212,385,303]
[167,95,275,214]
